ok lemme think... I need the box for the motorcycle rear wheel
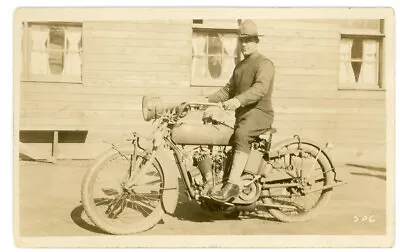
[81,145,166,234]
[264,142,335,222]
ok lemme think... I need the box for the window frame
[21,21,83,84]
[191,20,240,87]
[338,28,385,91]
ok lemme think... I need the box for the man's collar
[244,51,259,60]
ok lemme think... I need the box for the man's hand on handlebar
[221,98,241,111]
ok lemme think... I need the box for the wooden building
[19,19,387,164]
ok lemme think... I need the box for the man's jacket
[208,52,275,119]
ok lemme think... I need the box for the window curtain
[221,34,237,80]
[63,27,82,76]
[339,38,355,85]
[30,25,50,75]
[192,33,207,78]
[358,39,378,86]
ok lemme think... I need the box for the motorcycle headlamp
[142,95,165,121]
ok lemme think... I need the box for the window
[338,20,385,90]
[191,20,240,86]
[21,22,82,83]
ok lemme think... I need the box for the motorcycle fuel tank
[171,123,234,146]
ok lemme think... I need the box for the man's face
[239,36,258,57]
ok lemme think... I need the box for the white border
[3,1,399,251]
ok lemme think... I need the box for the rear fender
[270,136,335,169]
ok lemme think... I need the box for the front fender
[153,145,179,215]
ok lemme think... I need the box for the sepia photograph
[13,7,395,248]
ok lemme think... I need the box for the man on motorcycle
[207,19,275,202]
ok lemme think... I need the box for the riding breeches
[233,108,274,153]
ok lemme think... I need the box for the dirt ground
[17,158,388,237]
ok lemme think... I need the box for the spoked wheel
[81,145,166,234]
[263,142,335,222]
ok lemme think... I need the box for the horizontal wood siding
[82,21,192,87]
[19,19,386,164]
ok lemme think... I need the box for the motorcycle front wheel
[81,145,166,235]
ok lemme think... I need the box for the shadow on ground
[19,154,53,163]
[70,204,109,235]
[347,163,386,172]
[172,179,277,223]
[70,180,278,234]
[349,172,386,181]
[347,163,386,181]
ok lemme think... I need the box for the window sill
[21,74,82,84]
[338,84,385,91]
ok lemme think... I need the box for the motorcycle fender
[154,146,179,215]
[270,136,335,169]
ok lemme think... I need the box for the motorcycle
[81,95,346,235]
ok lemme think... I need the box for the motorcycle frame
[130,102,344,203]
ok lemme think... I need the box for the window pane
[351,61,362,82]
[208,56,222,79]
[208,33,223,55]
[193,56,206,78]
[48,26,65,75]
[351,38,363,60]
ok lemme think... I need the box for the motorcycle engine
[188,146,232,193]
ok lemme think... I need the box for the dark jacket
[208,52,275,119]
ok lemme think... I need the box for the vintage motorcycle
[81,95,345,235]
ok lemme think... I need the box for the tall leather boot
[210,150,249,202]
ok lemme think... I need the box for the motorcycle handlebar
[185,101,221,107]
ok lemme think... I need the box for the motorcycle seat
[259,127,277,140]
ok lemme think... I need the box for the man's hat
[238,19,264,38]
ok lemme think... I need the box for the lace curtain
[64,27,82,76]
[221,34,238,80]
[358,40,378,85]
[192,33,207,78]
[339,38,355,85]
[30,25,50,75]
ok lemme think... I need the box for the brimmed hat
[238,19,264,38]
